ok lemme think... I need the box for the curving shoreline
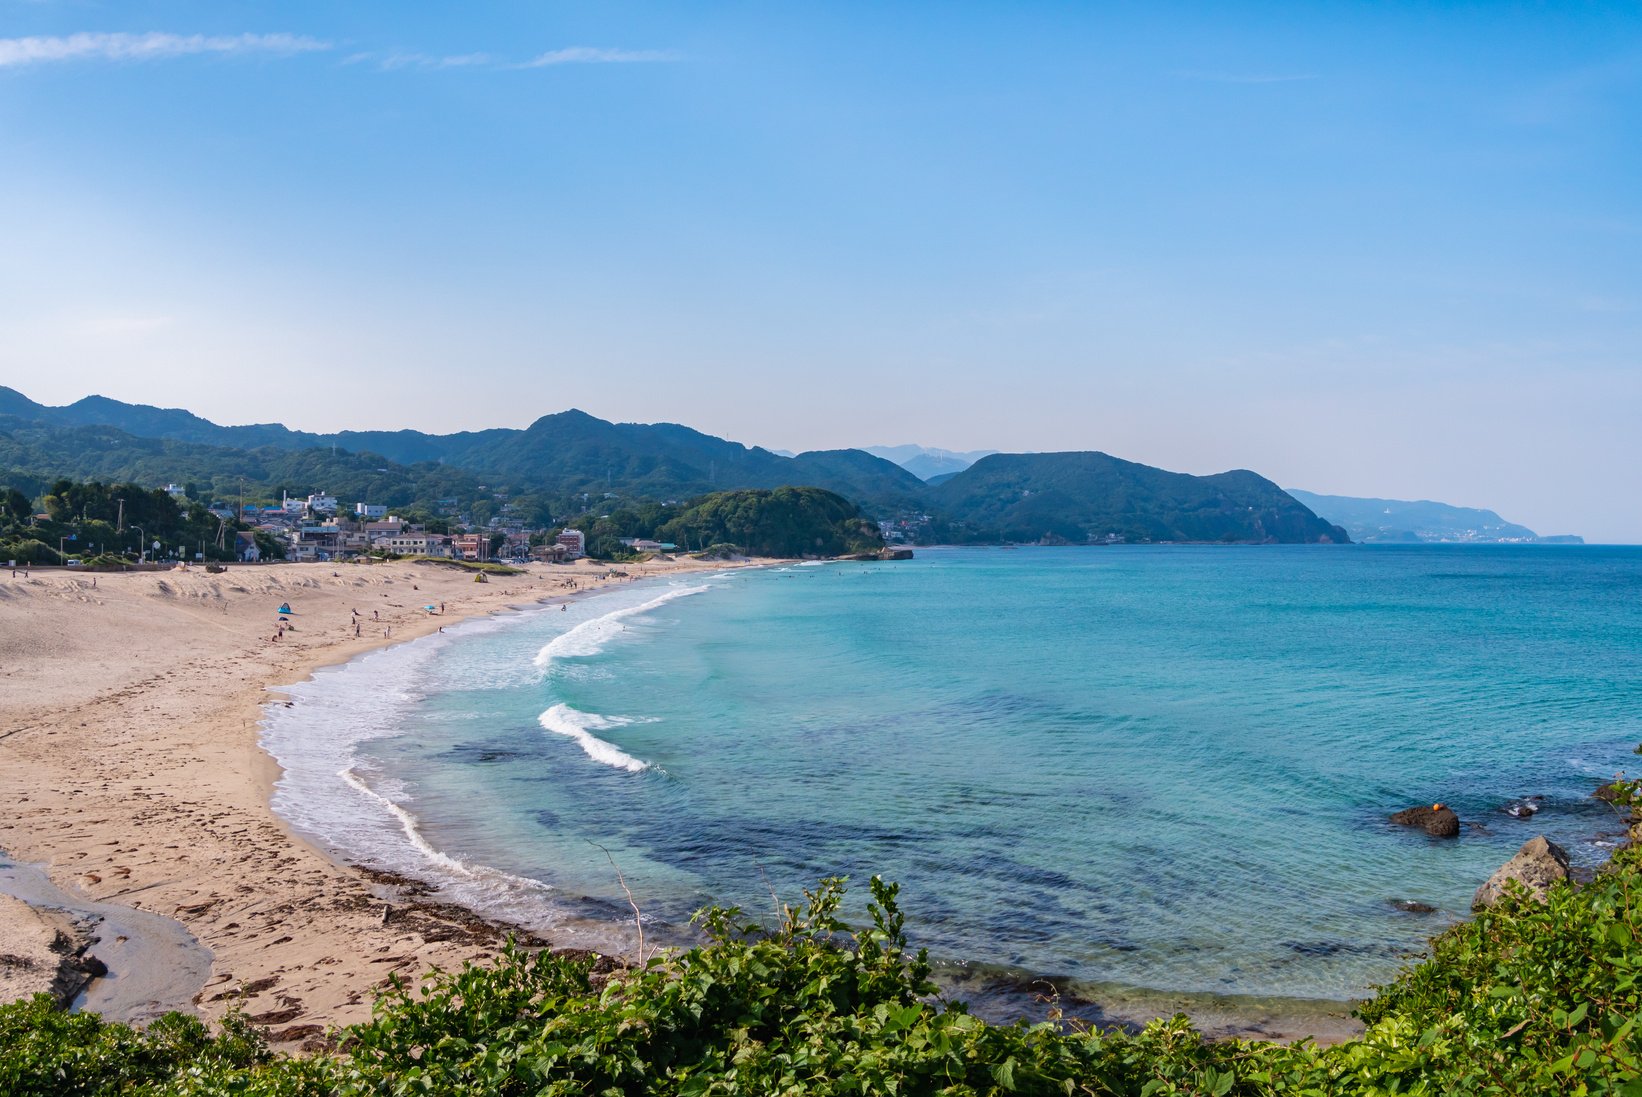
[4,554,1616,1050]
[0,556,738,1046]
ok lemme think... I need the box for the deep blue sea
[263,546,1642,1016]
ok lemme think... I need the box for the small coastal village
[224,488,595,565]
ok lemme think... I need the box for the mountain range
[1287,490,1581,544]
[863,444,998,481]
[0,387,1348,544]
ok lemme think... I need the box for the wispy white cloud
[1173,70,1318,85]
[519,46,680,68]
[342,44,681,73]
[378,50,493,71]
[0,31,329,68]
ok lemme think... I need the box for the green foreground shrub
[5,857,1642,1095]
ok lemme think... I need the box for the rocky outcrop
[1388,899,1438,914]
[1594,783,1628,804]
[1472,836,1571,910]
[1390,804,1460,837]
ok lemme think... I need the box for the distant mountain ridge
[0,387,1348,544]
[1288,489,1582,544]
[0,387,928,510]
[864,444,998,481]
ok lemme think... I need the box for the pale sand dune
[0,557,731,1046]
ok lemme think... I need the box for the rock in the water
[1472,836,1571,910]
[1389,899,1438,914]
[1390,804,1460,837]
[1594,783,1628,804]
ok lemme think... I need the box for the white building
[355,503,388,519]
[381,534,429,555]
[307,492,339,514]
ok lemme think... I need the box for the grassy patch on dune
[403,556,524,575]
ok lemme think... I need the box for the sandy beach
[0,556,733,1046]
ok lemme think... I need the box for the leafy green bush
[6,842,1642,1095]
[0,996,269,1095]
[0,537,59,564]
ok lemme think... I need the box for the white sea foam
[338,766,476,876]
[539,704,652,772]
[337,767,555,894]
[259,578,710,933]
[260,611,567,927]
[533,584,710,671]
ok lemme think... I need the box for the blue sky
[1,2,1638,540]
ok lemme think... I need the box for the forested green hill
[932,452,1350,544]
[1,390,1349,544]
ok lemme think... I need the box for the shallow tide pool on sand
[262,546,1642,1019]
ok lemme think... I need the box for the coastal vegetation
[0,479,246,564]
[0,418,507,525]
[558,487,885,559]
[405,557,524,575]
[5,791,1640,1095]
[655,487,884,557]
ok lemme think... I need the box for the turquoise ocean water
[263,546,1642,1016]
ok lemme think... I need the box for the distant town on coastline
[0,387,1579,564]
